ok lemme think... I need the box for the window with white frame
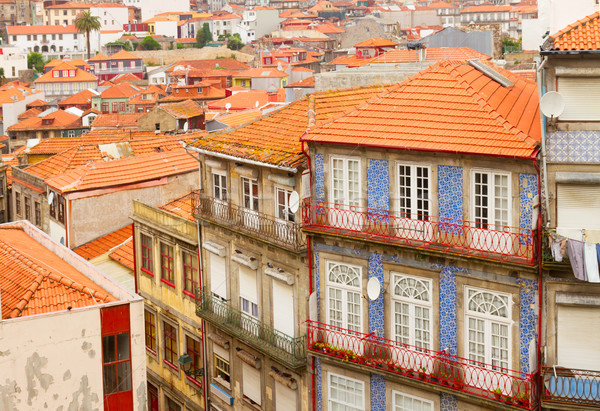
[275,187,295,222]
[242,362,261,406]
[465,287,511,370]
[212,171,227,201]
[331,157,360,206]
[239,266,259,319]
[392,391,433,411]
[242,177,259,211]
[209,251,227,301]
[326,262,362,333]
[472,171,510,230]
[392,273,432,350]
[397,164,430,220]
[328,373,364,411]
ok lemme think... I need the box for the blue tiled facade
[370,373,386,411]
[517,278,538,374]
[440,393,458,411]
[438,165,463,234]
[547,130,600,163]
[314,154,325,202]
[367,159,389,212]
[437,266,466,356]
[368,253,385,336]
[519,173,538,244]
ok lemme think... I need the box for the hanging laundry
[567,239,587,281]
[584,242,600,283]
[549,232,567,262]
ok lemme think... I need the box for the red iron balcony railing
[542,366,600,406]
[302,199,536,265]
[307,321,538,409]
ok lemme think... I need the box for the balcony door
[242,177,260,230]
[471,171,512,255]
[212,171,228,220]
[275,187,295,244]
[465,288,512,394]
[396,164,432,242]
[330,157,363,231]
[239,266,259,336]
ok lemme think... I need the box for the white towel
[584,242,600,283]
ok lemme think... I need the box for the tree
[0,68,5,86]
[202,23,212,43]
[75,11,102,60]
[27,52,45,73]
[140,36,161,50]
[227,33,243,51]
[195,28,206,48]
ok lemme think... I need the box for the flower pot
[493,392,502,401]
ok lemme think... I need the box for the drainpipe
[131,223,138,294]
[537,56,551,226]
[533,157,544,401]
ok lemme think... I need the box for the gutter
[184,145,298,173]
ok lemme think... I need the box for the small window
[163,321,178,369]
[15,192,21,216]
[49,192,57,218]
[183,250,199,296]
[185,335,203,385]
[102,333,132,395]
[393,391,433,411]
[57,196,65,224]
[24,196,31,221]
[214,353,230,384]
[144,310,157,353]
[52,71,60,78]
[212,171,228,201]
[160,242,175,286]
[140,233,153,275]
[34,202,41,227]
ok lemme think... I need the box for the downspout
[533,157,544,401]
[131,223,138,294]
[537,56,551,226]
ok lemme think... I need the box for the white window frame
[464,286,512,371]
[471,169,511,230]
[326,261,362,333]
[391,273,433,350]
[212,170,228,201]
[241,176,259,211]
[328,372,365,411]
[330,156,362,230]
[275,186,294,222]
[396,163,431,220]
[330,156,361,206]
[392,390,433,411]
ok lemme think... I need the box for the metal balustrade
[196,289,307,369]
[193,193,306,252]
[302,199,536,265]
[307,321,538,409]
[542,367,600,406]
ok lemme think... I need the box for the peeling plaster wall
[0,308,103,410]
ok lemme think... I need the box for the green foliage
[177,43,184,49]
[0,68,5,85]
[27,52,45,73]
[140,36,161,51]
[203,23,213,42]
[105,40,132,51]
[227,33,243,51]
[131,42,139,51]
[169,41,174,50]
[196,28,206,48]
[74,11,102,60]
[502,36,522,54]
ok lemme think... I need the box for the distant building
[88,50,144,82]
[0,46,28,80]
[33,61,98,100]
[6,24,88,55]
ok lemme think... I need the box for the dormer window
[62,70,69,77]
[42,118,54,125]
[52,71,60,78]
[197,87,203,93]
[69,70,75,77]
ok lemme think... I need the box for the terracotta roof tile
[35,62,97,84]
[91,113,144,128]
[74,225,132,260]
[354,37,398,48]
[108,238,134,270]
[111,73,142,84]
[8,109,81,132]
[159,99,204,119]
[100,83,141,99]
[187,84,391,168]
[166,59,249,73]
[18,107,43,120]
[543,11,600,52]
[303,61,540,159]
[159,190,199,221]
[28,99,48,107]
[59,89,97,106]
[361,47,491,66]
[286,76,315,88]
[0,226,116,318]
[209,109,263,128]
[208,89,284,111]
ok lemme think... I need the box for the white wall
[1,90,46,133]
[522,0,598,50]
[0,47,28,79]
[8,31,87,55]
[91,6,129,31]
[124,0,190,23]
[154,20,178,38]
[254,9,283,39]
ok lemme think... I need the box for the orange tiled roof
[35,62,97,84]
[286,76,315,88]
[111,73,142,84]
[543,11,600,52]
[354,37,398,48]
[462,5,511,12]
[59,89,97,106]
[7,110,81,132]
[159,190,199,222]
[0,226,116,318]
[100,83,141,99]
[74,225,132,260]
[210,109,264,128]
[88,53,109,62]
[45,58,91,70]
[109,238,134,270]
[303,60,540,159]
[28,99,47,107]
[91,113,144,128]
[159,99,204,119]
[428,1,454,8]
[17,107,42,120]
[166,59,250,73]
[362,47,491,65]
[187,84,391,169]
[46,149,199,193]
[208,90,283,111]
[107,49,140,61]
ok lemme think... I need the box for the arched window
[326,262,362,333]
[392,274,432,349]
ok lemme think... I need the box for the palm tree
[75,11,101,60]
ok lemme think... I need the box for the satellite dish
[47,191,54,205]
[183,121,189,131]
[289,191,300,213]
[540,91,565,119]
[367,277,381,301]
[308,292,317,321]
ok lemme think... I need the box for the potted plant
[516,392,529,407]
[493,388,503,401]
[417,366,428,380]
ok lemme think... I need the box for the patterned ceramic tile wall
[440,393,458,411]
[438,266,459,356]
[315,251,320,322]
[368,253,385,336]
[316,357,322,411]
[519,174,538,245]
[438,165,463,234]
[370,373,386,411]
[315,154,325,202]
[547,130,600,163]
[517,278,537,374]
[367,159,390,213]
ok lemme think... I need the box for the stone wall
[130,46,255,66]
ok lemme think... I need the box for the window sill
[145,347,157,358]
[186,375,202,390]
[141,268,154,277]
[213,376,231,391]
[182,290,196,299]
[163,360,179,373]
[242,396,262,410]
[160,278,175,288]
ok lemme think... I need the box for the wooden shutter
[272,280,295,337]
[242,363,261,405]
[209,253,227,299]
[557,77,600,121]
[238,266,258,304]
[557,184,600,241]
[275,381,296,410]
[557,305,600,369]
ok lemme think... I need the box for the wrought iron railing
[542,366,600,406]
[196,288,306,369]
[302,199,536,265]
[194,193,306,252]
[307,321,538,409]
[92,66,143,75]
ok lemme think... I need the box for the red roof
[109,239,134,269]
[354,37,398,48]
[92,113,144,128]
[159,190,199,222]
[303,61,540,159]
[286,76,315,88]
[543,11,600,52]
[8,110,81,132]
[100,83,141,99]
[59,89,97,106]
[35,62,97,84]
[361,47,491,65]
[74,225,133,260]
[208,90,284,111]
[7,25,78,35]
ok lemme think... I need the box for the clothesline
[549,231,600,283]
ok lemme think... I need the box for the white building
[90,3,130,31]
[0,220,146,411]
[253,6,282,39]
[0,46,28,79]
[522,0,598,50]
[122,0,190,23]
[6,25,89,56]
[0,83,45,136]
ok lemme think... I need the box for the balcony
[542,367,600,407]
[196,289,306,370]
[93,66,142,75]
[194,193,306,252]
[302,199,536,265]
[307,321,538,409]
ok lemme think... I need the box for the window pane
[118,361,132,391]
[103,363,118,394]
[103,335,115,363]
[117,333,130,361]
